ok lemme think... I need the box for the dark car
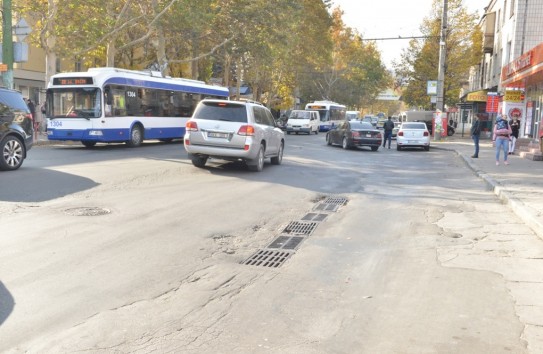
[326,120,382,151]
[0,88,33,171]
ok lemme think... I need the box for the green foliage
[394,0,482,109]
[16,0,391,110]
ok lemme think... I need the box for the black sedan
[326,121,382,151]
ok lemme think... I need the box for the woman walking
[493,115,512,165]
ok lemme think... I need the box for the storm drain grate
[302,213,328,222]
[267,235,305,250]
[313,203,340,212]
[323,196,348,206]
[242,249,293,268]
[282,221,318,236]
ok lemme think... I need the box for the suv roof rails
[236,98,264,106]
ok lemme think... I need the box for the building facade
[467,0,543,141]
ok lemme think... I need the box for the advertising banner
[503,101,525,121]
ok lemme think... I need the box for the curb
[447,147,543,240]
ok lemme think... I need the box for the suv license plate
[209,132,229,138]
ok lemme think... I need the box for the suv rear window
[0,90,29,112]
[193,101,248,123]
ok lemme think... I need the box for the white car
[396,122,430,151]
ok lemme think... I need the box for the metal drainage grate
[301,213,328,222]
[242,249,293,268]
[313,203,340,212]
[282,221,318,236]
[65,207,111,216]
[323,196,348,206]
[267,235,305,250]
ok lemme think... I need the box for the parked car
[396,122,430,151]
[0,88,33,171]
[286,110,319,135]
[326,121,382,151]
[184,99,285,172]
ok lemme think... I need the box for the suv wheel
[248,144,265,172]
[271,142,284,165]
[0,135,24,171]
[191,155,208,168]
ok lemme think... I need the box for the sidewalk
[433,134,543,240]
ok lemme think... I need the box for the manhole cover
[267,235,305,250]
[302,213,328,222]
[65,207,111,216]
[282,221,318,236]
[242,249,293,268]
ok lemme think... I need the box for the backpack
[496,119,508,130]
[384,120,394,130]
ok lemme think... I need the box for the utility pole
[436,0,447,112]
[2,0,14,89]
[434,0,447,141]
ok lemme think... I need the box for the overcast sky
[331,0,490,69]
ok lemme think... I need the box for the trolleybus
[304,100,346,132]
[45,67,229,147]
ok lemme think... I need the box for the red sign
[486,94,499,113]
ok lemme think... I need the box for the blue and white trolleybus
[304,100,346,132]
[45,67,229,147]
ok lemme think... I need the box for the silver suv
[184,99,285,172]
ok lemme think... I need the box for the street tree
[394,0,483,109]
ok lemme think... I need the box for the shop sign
[504,90,525,102]
[504,50,533,79]
[466,90,487,102]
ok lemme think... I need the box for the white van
[286,110,320,135]
[346,110,360,120]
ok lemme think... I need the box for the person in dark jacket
[470,116,481,158]
[509,117,520,154]
[382,116,394,149]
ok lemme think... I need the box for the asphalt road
[0,134,533,353]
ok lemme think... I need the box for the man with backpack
[382,116,395,149]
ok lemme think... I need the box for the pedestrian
[509,116,520,155]
[493,115,512,165]
[470,115,481,158]
[25,98,36,119]
[382,116,394,149]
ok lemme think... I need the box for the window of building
[510,0,515,17]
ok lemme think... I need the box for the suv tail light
[237,125,255,136]
[423,131,429,136]
[398,131,404,136]
[186,121,198,131]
